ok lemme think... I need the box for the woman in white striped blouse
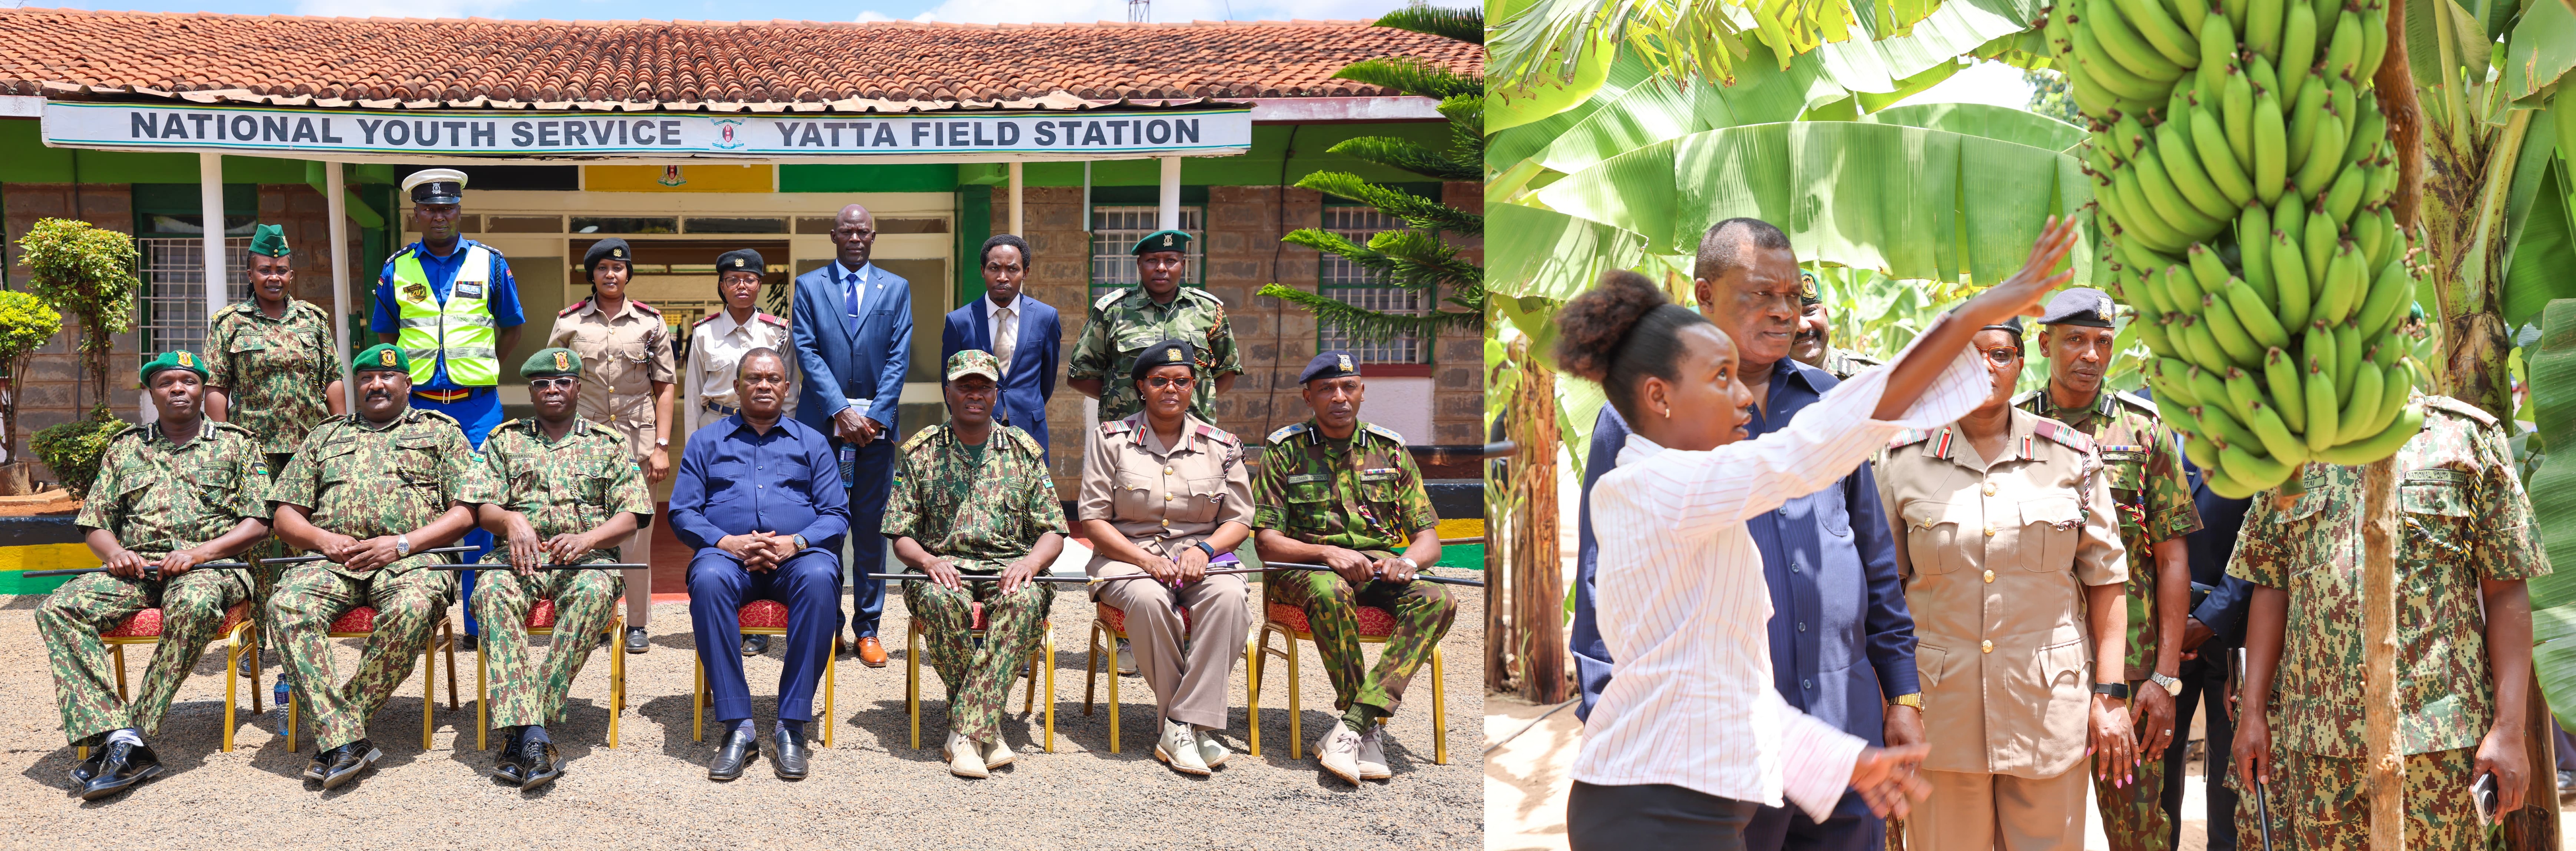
[1559,215,2082,850]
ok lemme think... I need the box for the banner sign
[39,101,1254,160]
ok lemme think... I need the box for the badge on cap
[380,348,398,367]
[1160,233,1174,247]
[1336,353,1353,372]
[553,351,570,371]
[611,247,625,259]
[1168,347,1184,363]
[176,352,194,368]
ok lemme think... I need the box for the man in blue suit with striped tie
[940,234,1061,462]
[789,203,911,668]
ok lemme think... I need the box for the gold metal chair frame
[1251,604,1448,766]
[905,614,1054,752]
[692,617,840,748]
[474,609,628,751]
[77,601,261,759]
[1081,604,1259,756]
[285,613,460,752]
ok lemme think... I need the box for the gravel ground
[0,576,1483,850]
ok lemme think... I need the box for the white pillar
[1009,161,1024,236]
[198,152,227,324]
[324,161,353,409]
[1158,156,1181,230]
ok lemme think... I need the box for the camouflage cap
[353,343,409,373]
[522,347,582,379]
[139,350,209,383]
[944,349,1002,383]
[247,223,290,257]
[1130,338,1199,381]
[1130,229,1192,256]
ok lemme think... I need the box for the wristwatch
[1193,541,1218,560]
[1887,693,1922,709]
[2091,682,2131,700]
[790,534,809,553]
[655,437,670,448]
[1393,556,1419,574]
[394,534,411,558]
[2148,672,2182,697]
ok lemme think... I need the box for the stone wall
[1,182,140,473]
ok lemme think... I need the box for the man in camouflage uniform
[205,223,345,681]
[2011,288,2201,851]
[1067,229,1242,424]
[2227,393,2548,850]
[885,349,1067,779]
[469,347,651,789]
[1250,350,1451,786]
[267,343,492,790]
[41,350,272,800]
[1789,270,1882,380]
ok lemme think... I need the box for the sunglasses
[529,377,579,390]
[1982,347,2022,365]
[1143,376,1193,390]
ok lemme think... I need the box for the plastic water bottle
[838,443,858,488]
[273,677,291,735]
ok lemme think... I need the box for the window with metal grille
[1088,206,1204,302]
[1318,205,1426,364]
[137,238,250,355]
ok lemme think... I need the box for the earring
[1662,405,1672,419]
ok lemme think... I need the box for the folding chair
[75,601,260,758]
[693,599,840,747]
[1083,602,1257,755]
[285,606,459,752]
[473,598,628,750]
[1251,600,1447,765]
[906,601,1052,751]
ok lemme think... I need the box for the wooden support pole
[2360,455,2404,851]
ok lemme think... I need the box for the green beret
[354,343,409,373]
[945,349,1001,383]
[1129,338,1199,382]
[247,224,289,257]
[139,350,209,383]
[522,347,582,378]
[1130,229,1192,256]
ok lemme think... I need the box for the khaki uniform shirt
[2015,389,2203,680]
[2227,395,2549,758]
[1878,407,2128,778]
[546,297,677,458]
[1077,412,1253,560]
[271,408,495,579]
[683,309,798,440]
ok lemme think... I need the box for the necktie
[841,265,862,335]
[993,304,1017,378]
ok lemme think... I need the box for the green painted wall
[0,119,309,184]
[781,162,959,193]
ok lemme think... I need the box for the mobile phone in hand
[2473,773,2498,825]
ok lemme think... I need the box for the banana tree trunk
[1500,339,1568,703]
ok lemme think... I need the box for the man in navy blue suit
[940,234,1060,462]
[788,203,911,668]
[1573,218,1918,851]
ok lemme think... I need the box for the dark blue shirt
[1575,359,1918,755]
[368,238,526,391]
[669,414,850,552]
[2136,388,2256,646]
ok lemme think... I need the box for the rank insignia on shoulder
[558,299,589,317]
[1266,422,1309,444]
[252,463,269,477]
[1887,429,1933,450]
[2033,420,2094,453]
[1361,423,1406,445]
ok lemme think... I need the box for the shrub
[0,290,63,465]
[16,218,138,413]
[32,409,126,497]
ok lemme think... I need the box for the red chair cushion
[1266,601,1398,638]
[103,601,254,639]
[969,601,987,631]
[1096,602,1189,637]
[329,606,379,634]
[525,598,557,630]
[738,599,789,630]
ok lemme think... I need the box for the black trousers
[1570,781,1756,851]
[2162,650,2240,851]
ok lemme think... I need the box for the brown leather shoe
[857,636,888,667]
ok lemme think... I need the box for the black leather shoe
[491,733,526,786]
[68,751,104,787]
[77,742,159,800]
[517,738,563,790]
[319,739,381,790]
[302,754,326,782]
[457,634,480,652]
[706,728,758,781]
[740,635,769,656]
[770,726,809,779]
[625,627,649,654]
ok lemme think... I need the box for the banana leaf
[1861,102,2085,152]
[1804,0,2047,94]
[2500,0,2576,106]
[1489,202,1652,301]
[1533,121,2095,285]
[2521,298,2576,611]
[2504,154,2575,329]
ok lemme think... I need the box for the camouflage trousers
[2092,678,2172,851]
[266,563,455,752]
[2226,746,2481,851]
[905,571,1053,742]
[1266,569,1455,715]
[470,564,622,732]
[37,569,250,746]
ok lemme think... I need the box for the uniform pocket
[1900,500,1967,575]
[1111,471,1160,522]
[1176,475,1227,523]
[1285,476,1332,528]
[2019,495,2083,572]
[2401,471,2476,559]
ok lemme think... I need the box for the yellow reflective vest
[389,244,500,386]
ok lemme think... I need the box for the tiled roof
[0,9,1480,113]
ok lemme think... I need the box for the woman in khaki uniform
[1877,319,2134,850]
[546,238,677,654]
[1076,338,1253,778]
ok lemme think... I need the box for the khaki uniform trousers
[1086,554,1247,730]
[1907,766,2089,851]
[603,416,657,629]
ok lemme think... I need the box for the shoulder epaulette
[388,245,418,261]
[629,300,661,316]
[691,313,721,329]
[755,312,787,327]
[2011,389,2046,408]
[901,425,940,453]
[2421,395,2499,427]
[491,417,526,435]
[212,301,251,317]
[205,421,252,436]
[1362,423,1407,445]
[1182,287,1228,307]
[1099,418,1135,436]
[1195,422,1240,446]
[1003,425,1044,456]
[108,423,147,443]
[2114,391,2160,418]
[413,409,463,428]
[1266,422,1311,445]
[557,298,590,318]
[1887,428,1934,450]
[2033,418,2095,454]
[1092,288,1130,311]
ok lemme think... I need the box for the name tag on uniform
[1286,473,1329,484]
[2099,449,2144,462]
[455,282,485,299]
[1358,468,1402,481]
[2405,469,2470,485]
